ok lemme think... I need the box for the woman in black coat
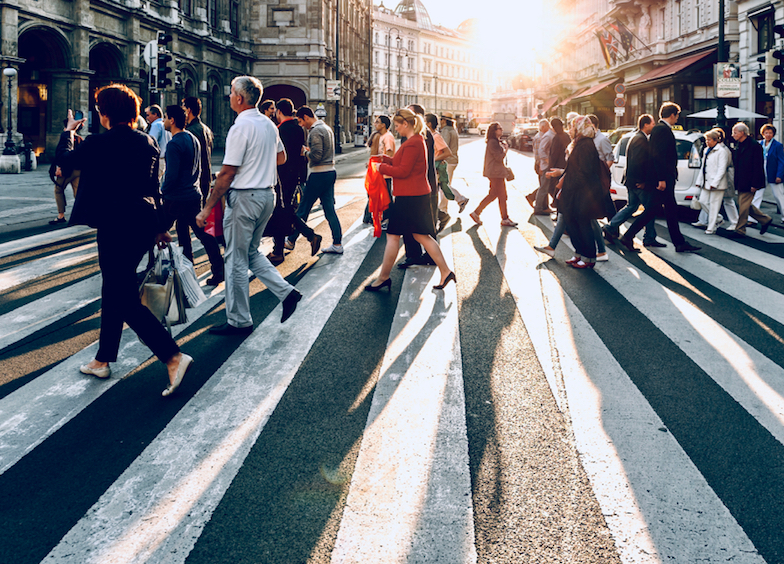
[558,116,608,269]
[56,84,192,396]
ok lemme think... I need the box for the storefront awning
[573,79,618,100]
[627,50,715,86]
[539,96,558,115]
[557,88,588,107]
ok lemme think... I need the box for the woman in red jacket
[365,109,455,291]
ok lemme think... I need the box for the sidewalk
[0,142,369,236]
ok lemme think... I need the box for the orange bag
[365,158,391,237]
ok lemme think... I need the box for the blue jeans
[608,187,658,243]
[549,214,605,253]
[292,170,342,245]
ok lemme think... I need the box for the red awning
[558,88,588,106]
[573,79,618,100]
[627,50,715,86]
[539,96,558,115]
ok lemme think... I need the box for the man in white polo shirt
[196,76,302,335]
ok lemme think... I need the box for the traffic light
[773,26,784,94]
[173,59,182,91]
[156,32,173,91]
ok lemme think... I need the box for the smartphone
[74,110,84,120]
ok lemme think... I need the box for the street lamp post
[334,0,342,154]
[717,0,726,129]
[3,67,17,156]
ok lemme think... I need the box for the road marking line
[0,226,94,260]
[332,234,476,564]
[41,219,376,564]
[0,242,97,292]
[485,208,765,563]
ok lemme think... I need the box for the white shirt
[149,118,171,158]
[223,108,285,189]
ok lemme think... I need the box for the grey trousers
[223,188,295,328]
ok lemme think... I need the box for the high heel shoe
[365,278,391,292]
[433,271,456,290]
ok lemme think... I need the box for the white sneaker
[725,223,737,231]
[284,237,295,251]
[691,221,707,228]
[596,253,609,262]
[322,244,344,254]
[715,217,724,228]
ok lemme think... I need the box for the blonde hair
[705,128,722,142]
[394,108,424,135]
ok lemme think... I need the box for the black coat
[649,120,678,185]
[56,125,162,231]
[625,130,653,190]
[548,131,570,171]
[560,137,607,221]
[277,119,308,191]
[733,136,766,193]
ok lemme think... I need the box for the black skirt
[386,193,435,238]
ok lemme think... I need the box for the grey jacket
[307,119,335,172]
[441,125,459,165]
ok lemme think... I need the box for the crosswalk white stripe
[0,203,54,220]
[0,226,93,260]
[631,233,784,325]
[535,216,784,447]
[0,280,225,476]
[0,274,102,352]
[488,208,765,562]
[332,234,476,564]
[657,220,784,271]
[0,242,97,292]
[42,219,376,564]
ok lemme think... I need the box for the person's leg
[723,194,739,229]
[749,202,772,225]
[636,190,660,243]
[769,182,784,216]
[222,190,254,328]
[186,200,224,278]
[591,220,606,253]
[54,182,66,217]
[473,179,499,216]
[374,234,401,283]
[752,186,765,210]
[175,217,194,263]
[245,189,296,302]
[706,190,724,231]
[548,213,566,248]
[438,189,449,214]
[736,191,752,234]
[567,216,595,261]
[494,178,509,220]
[413,233,451,283]
[533,174,551,212]
[608,188,641,232]
[403,233,423,259]
[661,183,685,247]
[621,189,662,243]
[316,171,342,245]
[290,174,320,242]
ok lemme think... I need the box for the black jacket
[277,118,308,190]
[733,136,766,193]
[560,137,607,220]
[548,131,570,171]
[649,120,678,184]
[185,118,214,198]
[56,125,162,231]
[625,130,653,190]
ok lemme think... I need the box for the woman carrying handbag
[694,128,731,234]
[56,84,192,397]
[469,122,518,227]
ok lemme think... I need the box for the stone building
[371,0,491,130]
[0,0,369,159]
[538,0,747,132]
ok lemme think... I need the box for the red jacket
[377,134,431,197]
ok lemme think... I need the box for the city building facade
[0,0,369,159]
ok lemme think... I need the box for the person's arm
[307,129,324,163]
[383,135,395,157]
[277,148,287,166]
[195,164,239,227]
[378,145,417,178]
[434,145,452,162]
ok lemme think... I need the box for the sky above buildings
[377,0,558,75]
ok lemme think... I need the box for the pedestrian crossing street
[0,175,783,563]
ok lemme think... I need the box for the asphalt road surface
[0,137,783,563]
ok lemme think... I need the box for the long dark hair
[486,122,501,142]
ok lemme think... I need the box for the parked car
[609,128,705,210]
[607,126,635,147]
[510,126,538,151]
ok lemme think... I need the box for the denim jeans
[549,214,605,254]
[291,170,341,245]
[608,187,658,243]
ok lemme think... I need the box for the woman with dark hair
[469,122,517,227]
[365,108,455,291]
[56,83,192,396]
[556,115,608,268]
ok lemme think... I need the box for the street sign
[614,97,625,107]
[327,80,341,101]
[614,107,626,116]
[614,83,626,95]
[142,40,156,67]
[716,63,741,98]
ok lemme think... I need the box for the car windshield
[617,137,631,157]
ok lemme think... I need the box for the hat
[441,111,455,119]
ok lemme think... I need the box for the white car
[610,128,705,209]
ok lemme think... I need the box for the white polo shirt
[223,108,285,189]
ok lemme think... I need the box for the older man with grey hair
[731,121,772,236]
[531,119,555,214]
[196,75,302,335]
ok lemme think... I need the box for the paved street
[0,136,783,563]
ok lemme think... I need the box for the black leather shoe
[281,289,302,323]
[365,278,391,292]
[397,257,419,269]
[760,219,772,235]
[206,274,225,286]
[675,242,701,253]
[643,240,666,248]
[310,234,323,256]
[209,323,253,336]
[602,226,618,243]
[414,253,437,266]
[618,236,640,253]
[49,217,67,225]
